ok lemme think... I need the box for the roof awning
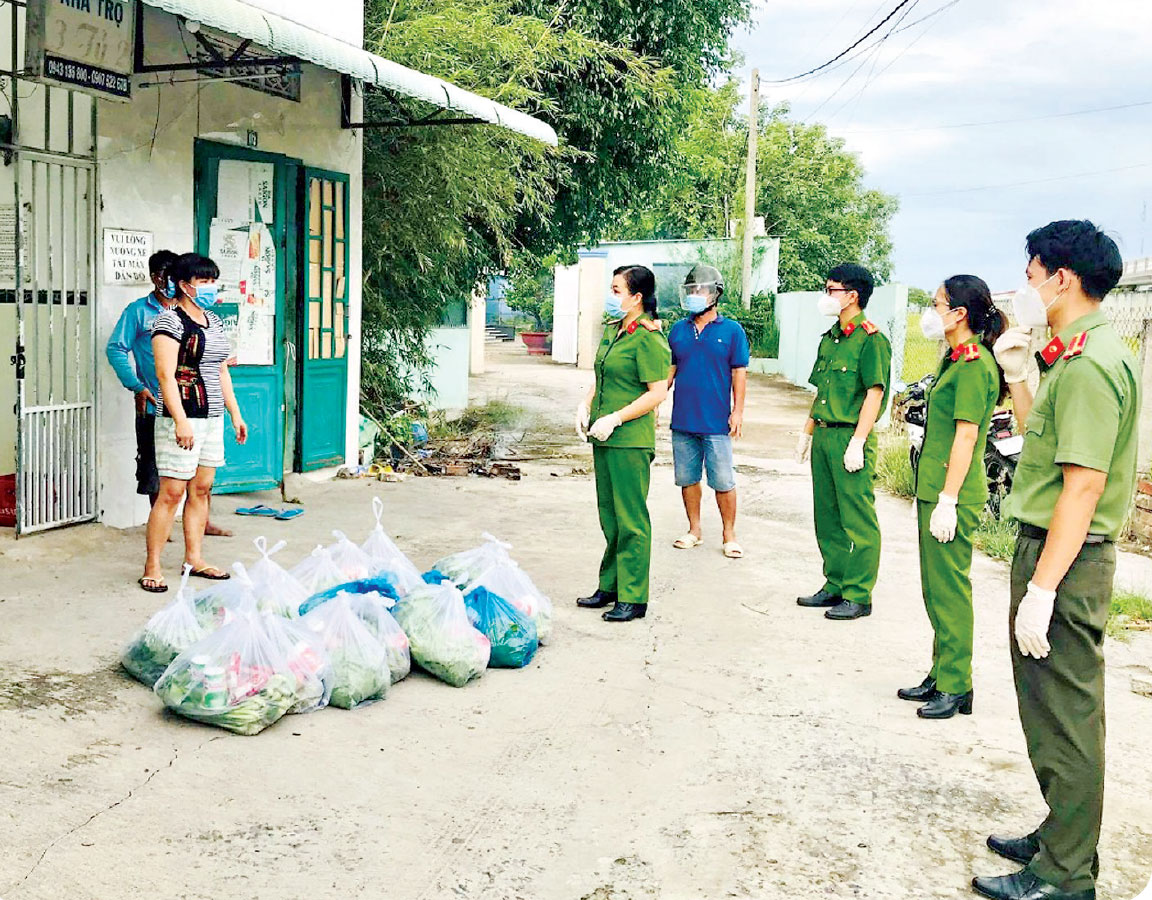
[139,0,558,146]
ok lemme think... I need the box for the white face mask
[920,307,947,342]
[817,293,844,318]
[1012,273,1059,329]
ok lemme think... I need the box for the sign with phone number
[44,53,130,97]
[24,0,136,101]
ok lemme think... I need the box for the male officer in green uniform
[795,263,892,620]
[576,265,671,623]
[973,220,1139,900]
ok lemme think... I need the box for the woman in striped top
[140,253,248,593]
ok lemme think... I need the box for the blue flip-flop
[235,504,281,517]
[275,508,305,520]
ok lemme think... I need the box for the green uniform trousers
[1010,534,1113,893]
[594,445,655,606]
[917,500,980,694]
[810,427,880,606]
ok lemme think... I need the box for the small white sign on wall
[103,229,153,286]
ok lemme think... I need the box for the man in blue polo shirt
[667,264,750,558]
[106,250,229,535]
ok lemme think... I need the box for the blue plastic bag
[464,585,538,668]
[299,574,400,617]
[422,569,449,586]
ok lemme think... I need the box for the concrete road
[1,344,1149,900]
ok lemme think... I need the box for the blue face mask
[192,284,219,308]
[604,294,626,320]
[164,278,177,300]
[682,295,713,315]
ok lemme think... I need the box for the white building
[0,0,555,534]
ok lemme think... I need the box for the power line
[837,98,1152,135]
[905,162,1152,197]
[764,0,920,84]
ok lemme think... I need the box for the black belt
[1018,522,1110,545]
[812,420,854,429]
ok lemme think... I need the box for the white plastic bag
[300,593,391,708]
[262,614,333,714]
[465,562,554,645]
[431,533,514,587]
[290,545,349,596]
[361,497,424,595]
[191,562,259,630]
[154,611,301,736]
[328,530,376,581]
[122,565,208,687]
[349,591,411,683]
[393,582,490,687]
[248,536,309,618]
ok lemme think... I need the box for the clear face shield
[679,282,720,313]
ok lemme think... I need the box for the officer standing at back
[972,220,1140,900]
[794,263,892,620]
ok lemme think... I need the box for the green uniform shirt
[808,312,893,423]
[915,338,1001,505]
[590,317,672,449]
[1006,309,1141,540]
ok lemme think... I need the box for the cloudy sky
[730,0,1152,292]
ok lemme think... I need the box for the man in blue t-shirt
[667,265,750,558]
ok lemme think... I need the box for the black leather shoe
[898,676,938,702]
[918,689,973,719]
[972,867,1094,900]
[603,602,646,622]
[577,589,617,609]
[797,589,842,608]
[987,833,1041,866]
[824,600,871,620]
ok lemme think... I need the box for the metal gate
[2,0,98,534]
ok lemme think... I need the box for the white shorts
[154,416,226,480]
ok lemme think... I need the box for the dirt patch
[0,667,126,715]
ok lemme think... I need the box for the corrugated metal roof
[141,0,558,146]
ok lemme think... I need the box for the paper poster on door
[208,218,247,302]
[217,160,275,224]
[240,223,276,312]
[237,304,274,365]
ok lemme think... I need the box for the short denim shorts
[671,431,736,492]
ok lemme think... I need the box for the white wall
[423,328,471,412]
[95,7,363,527]
[550,263,579,365]
[238,0,363,47]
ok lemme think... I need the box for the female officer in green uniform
[899,275,1006,719]
[575,265,671,623]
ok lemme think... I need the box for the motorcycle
[892,374,1022,519]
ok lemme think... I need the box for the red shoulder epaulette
[842,322,857,337]
[861,320,879,335]
[1039,336,1065,367]
[950,343,981,363]
[626,319,661,334]
[1063,332,1089,360]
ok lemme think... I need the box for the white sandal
[673,533,703,549]
[722,541,745,559]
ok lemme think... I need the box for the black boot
[824,600,871,620]
[898,676,938,702]
[797,588,842,608]
[603,602,646,622]
[987,832,1041,866]
[972,867,1094,900]
[917,689,973,719]
[577,589,617,609]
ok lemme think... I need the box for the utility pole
[741,68,760,309]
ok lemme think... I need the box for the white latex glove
[795,432,812,464]
[1015,581,1057,659]
[843,436,866,473]
[588,412,623,442]
[930,493,958,543]
[576,400,590,440]
[993,326,1033,384]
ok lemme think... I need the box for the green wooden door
[193,140,289,493]
[298,168,350,471]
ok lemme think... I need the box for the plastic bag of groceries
[465,562,554,646]
[247,537,308,618]
[300,593,390,709]
[392,581,490,687]
[290,546,348,596]
[347,591,410,683]
[361,497,424,595]
[262,615,333,714]
[121,565,209,687]
[328,530,375,582]
[464,584,538,669]
[154,611,301,735]
[192,562,259,631]
[430,533,514,587]
[297,573,400,618]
